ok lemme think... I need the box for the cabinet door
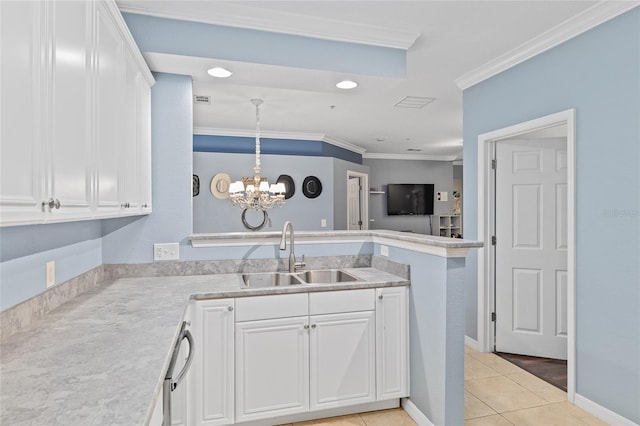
[94,1,123,216]
[235,316,309,422]
[309,311,376,410]
[0,1,45,225]
[376,287,409,400]
[190,300,235,426]
[138,76,152,212]
[48,0,93,221]
[118,47,140,214]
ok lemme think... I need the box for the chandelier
[228,99,286,210]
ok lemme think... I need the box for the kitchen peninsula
[0,231,480,426]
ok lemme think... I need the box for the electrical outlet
[154,243,179,261]
[437,191,448,201]
[46,261,55,288]
[321,219,327,228]
[380,245,389,257]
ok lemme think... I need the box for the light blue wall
[379,244,465,425]
[365,159,454,234]
[0,222,102,310]
[463,9,639,422]
[102,73,194,264]
[121,13,406,79]
[193,152,335,233]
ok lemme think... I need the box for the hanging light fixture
[228,99,286,210]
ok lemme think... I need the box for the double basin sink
[241,269,359,288]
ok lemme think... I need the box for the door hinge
[491,159,497,169]
[491,312,496,322]
[491,235,496,245]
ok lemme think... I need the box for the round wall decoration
[193,175,200,197]
[210,173,231,199]
[241,209,270,231]
[276,174,295,199]
[302,176,322,199]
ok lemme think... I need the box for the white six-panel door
[347,177,361,230]
[495,138,568,360]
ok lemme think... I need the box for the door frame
[476,109,576,401]
[347,170,369,230]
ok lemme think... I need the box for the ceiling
[117,1,600,161]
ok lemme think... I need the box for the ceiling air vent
[394,96,436,109]
[193,95,211,105]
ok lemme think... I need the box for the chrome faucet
[280,221,305,273]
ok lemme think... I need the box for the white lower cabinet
[235,317,310,422]
[185,287,408,425]
[310,311,376,410]
[189,300,235,426]
[376,287,409,399]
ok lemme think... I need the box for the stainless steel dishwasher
[162,321,194,426]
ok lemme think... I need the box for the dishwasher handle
[170,328,194,391]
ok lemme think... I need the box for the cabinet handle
[304,324,309,330]
[42,198,61,212]
[227,306,233,312]
[311,324,316,329]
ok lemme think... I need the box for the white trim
[347,171,370,231]
[574,394,639,426]
[193,127,367,155]
[116,2,420,50]
[465,335,480,351]
[476,109,576,402]
[455,2,640,90]
[363,152,458,162]
[401,398,434,426]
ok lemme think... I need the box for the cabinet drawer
[309,289,375,315]
[235,293,308,322]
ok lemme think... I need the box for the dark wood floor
[496,352,567,391]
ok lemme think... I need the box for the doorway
[476,109,576,401]
[347,171,369,230]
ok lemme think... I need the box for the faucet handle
[295,255,306,270]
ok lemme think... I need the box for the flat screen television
[386,184,434,216]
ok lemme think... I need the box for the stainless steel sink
[241,272,304,288]
[294,269,360,284]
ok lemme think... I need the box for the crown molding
[193,127,366,155]
[117,2,420,50]
[455,1,640,90]
[363,152,458,162]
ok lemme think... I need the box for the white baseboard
[465,335,480,351]
[401,398,434,426]
[574,393,638,426]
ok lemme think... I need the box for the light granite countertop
[0,267,408,426]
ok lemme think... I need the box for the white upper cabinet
[0,0,154,227]
[0,1,45,225]
[49,0,93,220]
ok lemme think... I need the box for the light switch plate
[437,191,448,201]
[321,219,327,227]
[154,243,179,261]
[380,245,389,257]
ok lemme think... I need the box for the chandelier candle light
[228,99,286,210]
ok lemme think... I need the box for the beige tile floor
[279,346,608,426]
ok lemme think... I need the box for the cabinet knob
[142,203,149,208]
[311,324,316,329]
[227,306,234,312]
[378,294,384,300]
[304,324,309,330]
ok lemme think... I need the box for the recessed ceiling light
[207,67,232,78]
[376,138,385,142]
[336,80,358,90]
